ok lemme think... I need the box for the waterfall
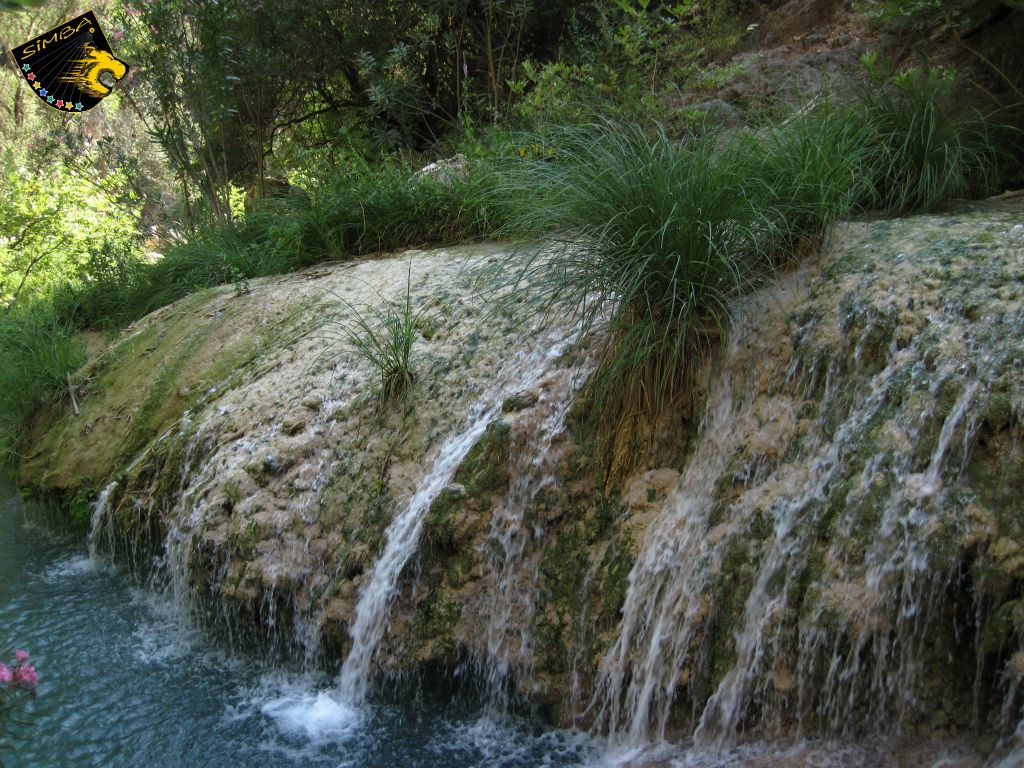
[694,360,976,745]
[593,355,745,746]
[40,212,1019,758]
[337,399,504,702]
[87,480,118,561]
[338,339,569,704]
[593,267,1010,750]
[479,362,582,709]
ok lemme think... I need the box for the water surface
[0,479,594,767]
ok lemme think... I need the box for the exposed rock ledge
[19,200,1024,748]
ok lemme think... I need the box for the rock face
[593,201,1024,748]
[19,200,1024,752]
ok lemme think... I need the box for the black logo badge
[11,11,129,113]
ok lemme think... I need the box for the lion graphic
[59,44,127,97]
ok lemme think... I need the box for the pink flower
[14,664,38,688]
[0,663,11,685]
[114,30,124,40]
[14,649,28,662]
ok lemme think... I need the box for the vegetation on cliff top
[1,0,1022,465]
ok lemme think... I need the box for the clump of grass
[754,65,1010,247]
[0,298,84,458]
[755,96,878,258]
[486,69,1011,475]
[491,123,784,473]
[132,158,504,318]
[321,267,426,410]
[310,157,505,254]
[856,64,1008,214]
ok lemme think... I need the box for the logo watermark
[11,11,129,113]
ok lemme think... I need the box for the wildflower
[0,663,11,685]
[114,30,124,40]
[14,649,28,662]
[14,664,38,688]
[463,62,468,78]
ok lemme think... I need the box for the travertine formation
[20,200,1024,762]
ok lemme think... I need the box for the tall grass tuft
[856,66,1008,214]
[755,97,878,259]
[320,267,424,410]
[491,123,783,472]
[0,299,85,458]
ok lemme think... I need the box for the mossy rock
[980,599,1024,654]
[453,419,511,497]
[423,483,468,552]
[411,593,461,662]
[502,392,539,414]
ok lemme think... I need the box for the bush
[0,300,84,458]
[65,238,151,329]
[134,157,503,316]
[484,65,1011,473]
[755,65,1009,228]
[855,64,1009,214]
[310,157,504,254]
[865,0,1023,38]
[489,123,783,469]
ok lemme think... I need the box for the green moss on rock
[454,419,511,496]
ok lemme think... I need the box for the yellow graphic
[58,44,127,97]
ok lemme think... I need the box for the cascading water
[87,479,118,561]
[593,344,746,746]
[19,210,1024,766]
[337,398,507,701]
[478,359,584,709]
[592,209,1024,757]
[338,338,571,703]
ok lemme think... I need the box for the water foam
[262,691,361,741]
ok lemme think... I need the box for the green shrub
[483,68,1010,472]
[756,64,1011,227]
[134,158,502,317]
[855,65,1008,214]
[489,123,783,469]
[0,299,84,458]
[311,157,503,254]
[64,238,150,329]
[864,0,1022,38]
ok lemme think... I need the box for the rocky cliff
[19,199,1024,757]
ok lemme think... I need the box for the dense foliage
[491,67,1014,470]
[0,0,1020,461]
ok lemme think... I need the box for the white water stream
[338,338,570,703]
